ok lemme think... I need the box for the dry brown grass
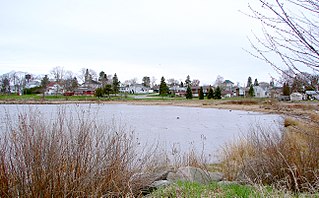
[0,106,211,197]
[0,107,157,197]
[221,118,319,193]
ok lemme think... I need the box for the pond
[0,104,282,161]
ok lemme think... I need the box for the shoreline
[0,99,293,114]
[0,98,317,118]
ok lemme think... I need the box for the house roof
[223,80,234,84]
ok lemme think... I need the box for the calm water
[0,104,282,160]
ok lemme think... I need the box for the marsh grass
[221,117,319,193]
[0,105,213,197]
[0,106,160,197]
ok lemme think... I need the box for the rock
[130,167,174,195]
[209,172,224,182]
[130,168,173,184]
[150,180,172,189]
[167,166,224,184]
[167,172,178,182]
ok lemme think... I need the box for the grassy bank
[221,116,319,194]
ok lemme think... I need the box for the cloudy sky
[0,0,276,85]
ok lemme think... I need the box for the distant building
[253,82,270,98]
[290,92,303,101]
[45,82,64,95]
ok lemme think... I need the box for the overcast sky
[0,0,277,85]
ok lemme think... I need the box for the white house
[254,82,270,98]
[45,82,64,95]
[290,92,303,101]
[122,84,150,94]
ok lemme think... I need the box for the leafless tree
[78,68,98,83]
[167,78,179,87]
[214,75,224,87]
[248,0,319,89]
[191,79,200,87]
[151,76,157,88]
[50,66,65,96]
[51,66,65,83]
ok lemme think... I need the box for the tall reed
[221,118,319,193]
[0,106,156,197]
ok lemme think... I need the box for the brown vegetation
[221,116,319,193]
[0,106,209,197]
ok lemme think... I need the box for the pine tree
[199,86,204,100]
[41,75,49,99]
[159,76,169,96]
[254,78,259,86]
[248,84,255,97]
[186,85,193,99]
[95,87,104,98]
[185,75,191,87]
[247,76,252,88]
[180,81,184,87]
[104,84,113,97]
[207,87,214,99]
[214,86,222,99]
[71,77,78,91]
[142,76,151,87]
[198,87,204,100]
[283,82,291,96]
[112,73,120,96]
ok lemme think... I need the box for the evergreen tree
[159,76,169,96]
[199,86,204,100]
[41,75,49,99]
[95,87,104,98]
[180,81,184,87]
[71,77,79,91]
[283,82,291,96]
[247,76,252,88]
[142,76,151,87]
[99,71,108,86]
[254,78,259,86]
[112,73,120,96]
[214,86,222,99]
[207,87,214,99]
[104,84,113,97]
[186,85,193,99]
[185,75,191,87]
[248,84,255,97]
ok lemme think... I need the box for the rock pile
[133,166,232,195]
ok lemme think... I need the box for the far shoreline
[0,98,316,118]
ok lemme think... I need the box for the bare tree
[50,66,65,96]
[214,75,224,87]
[151,76,157,88]
[78,68,98,83]
[191,79,200,87]
[167,78,179,87]
[248,0,319,89]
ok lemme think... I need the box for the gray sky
[0,0,276,85]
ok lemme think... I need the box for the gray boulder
[150,180,172,189]
[167,166,224,184]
